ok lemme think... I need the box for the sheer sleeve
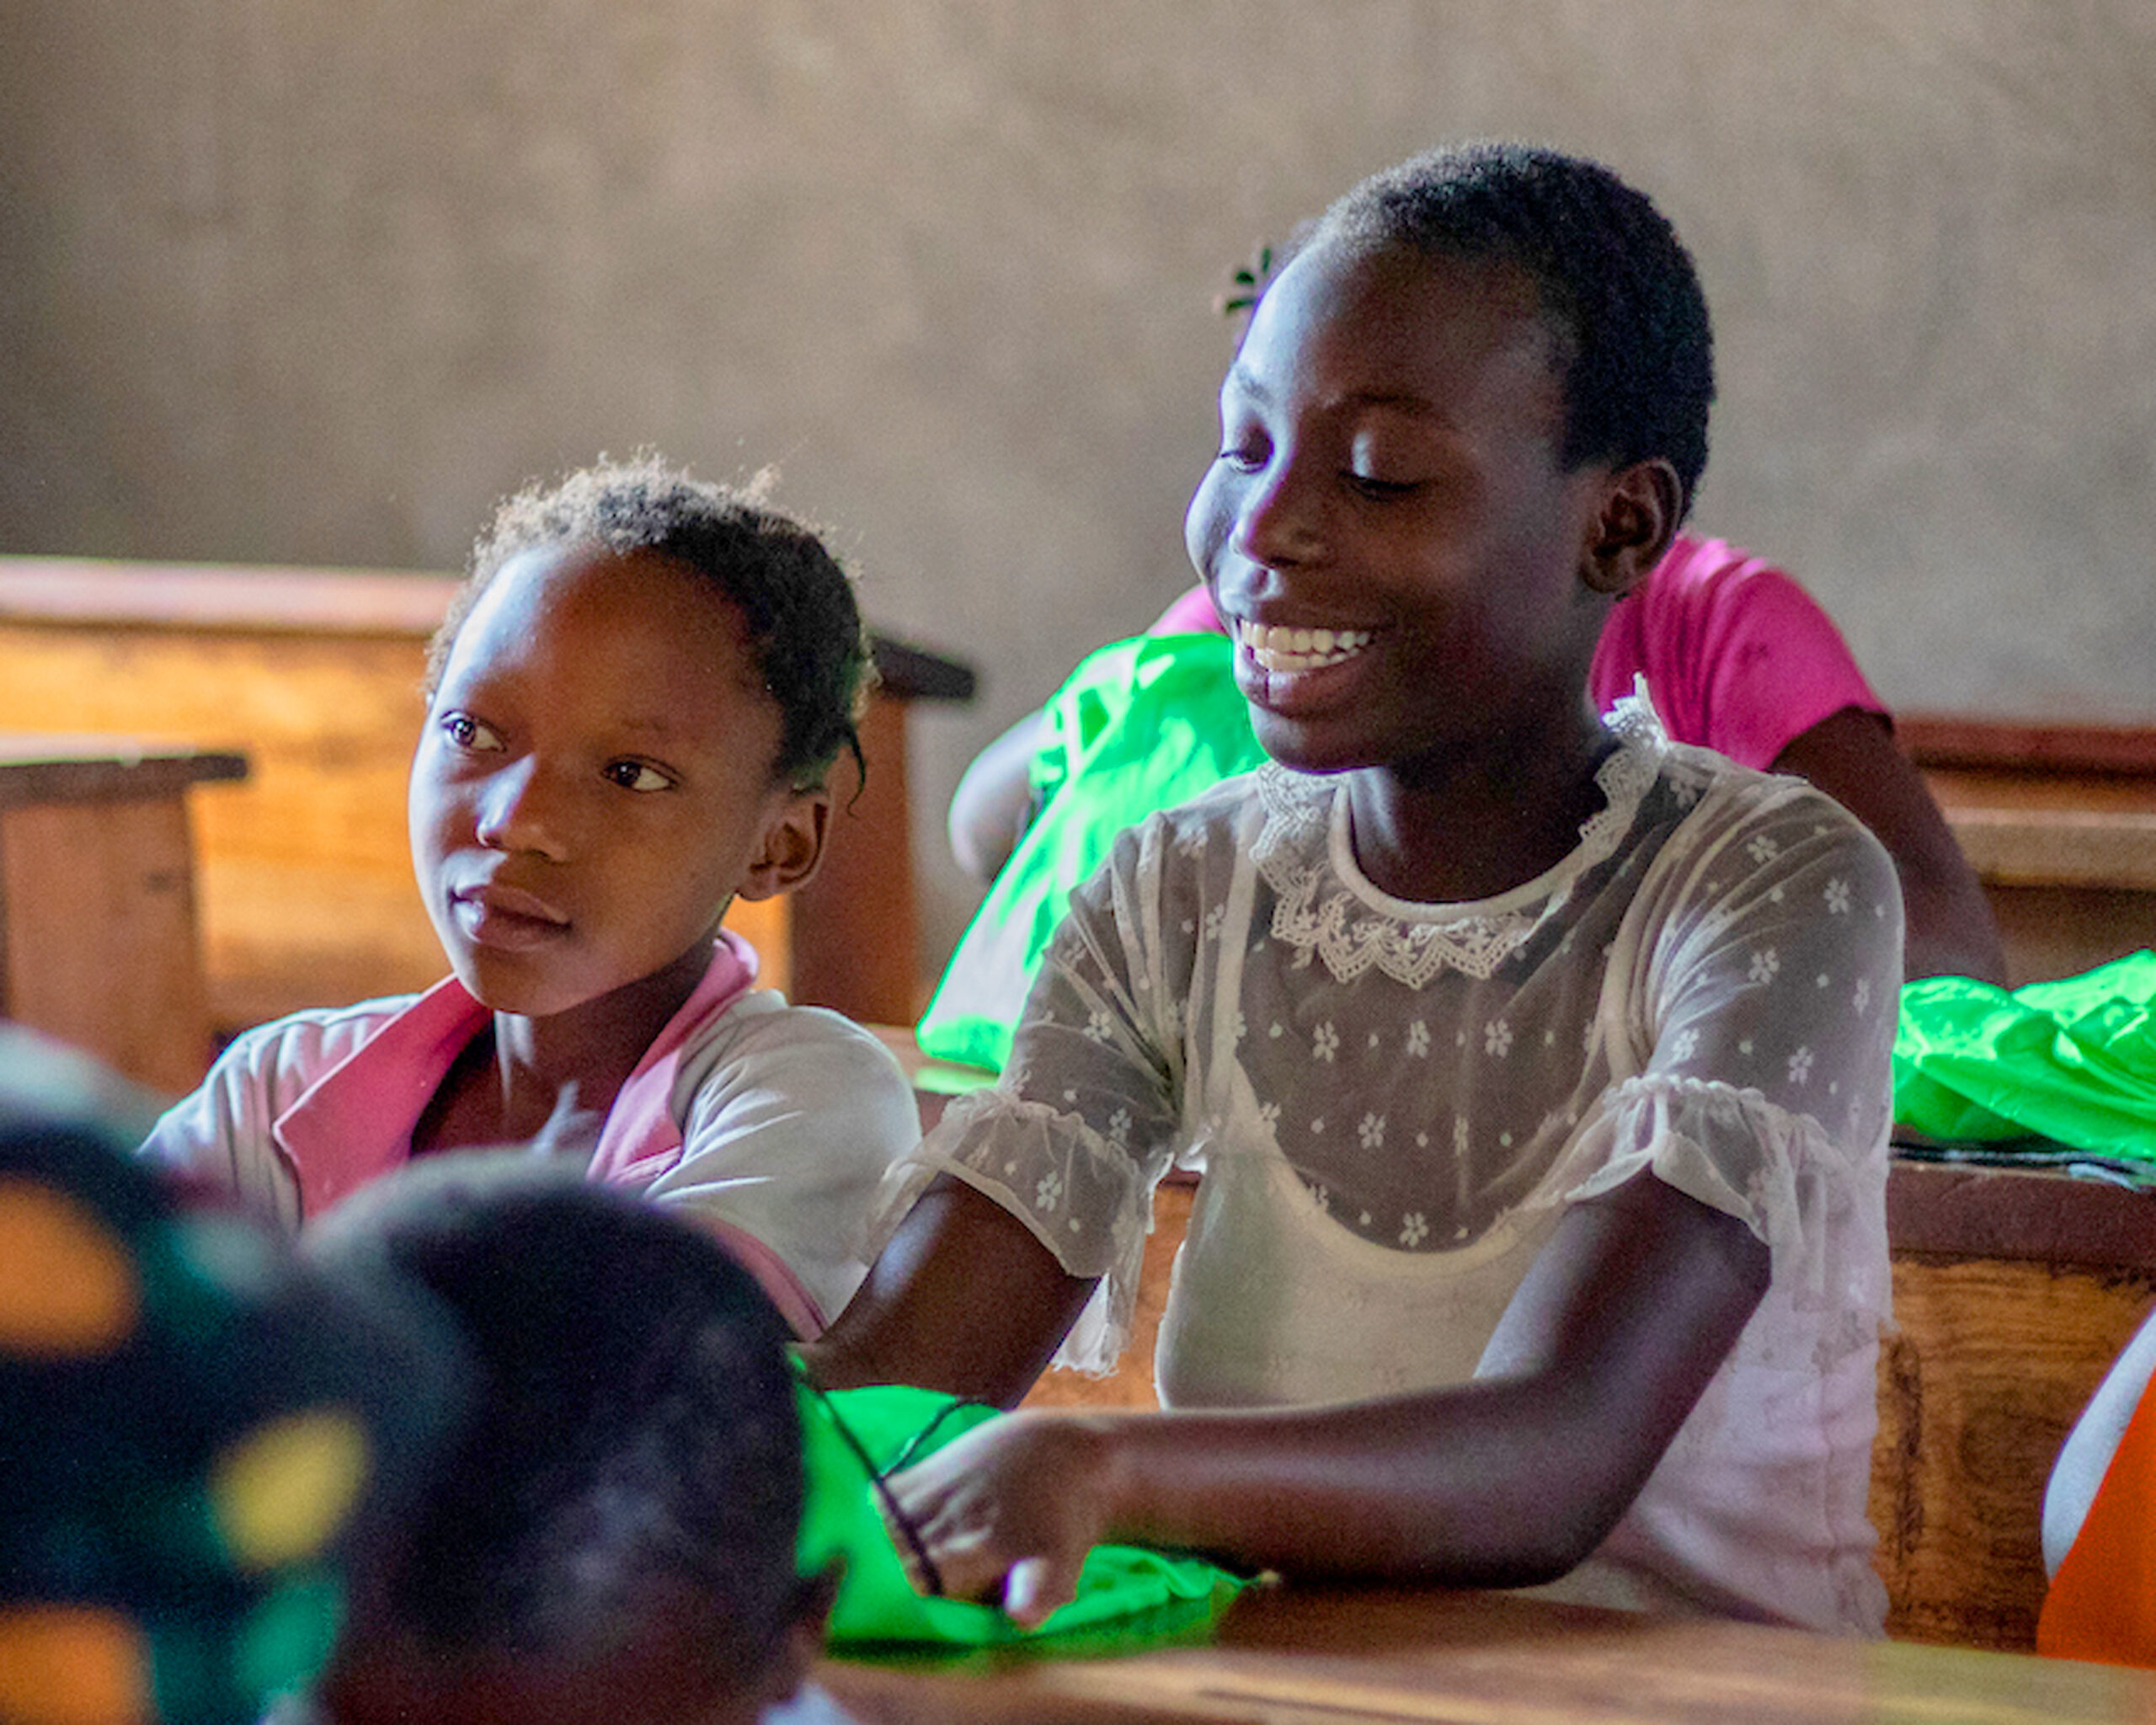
[872,807,1220,1370]
[1535,778,1903,1339]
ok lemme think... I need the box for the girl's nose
[473,756,570,861]
[1230,453,1326,572]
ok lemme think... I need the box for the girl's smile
[1232,617,1375,674]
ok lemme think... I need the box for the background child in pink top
[956,535,2002,984]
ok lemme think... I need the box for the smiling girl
[813,144,1901,1635]
[143,458,920,1338]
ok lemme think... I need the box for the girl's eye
[1215,410,1270,474]
[1347,473,1422,500]
[440,712,504,751]
[604,760,677,793]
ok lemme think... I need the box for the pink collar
[275,932,760,1219]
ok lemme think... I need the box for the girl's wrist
[1065,1409,1156,1548]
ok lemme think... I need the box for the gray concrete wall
[5,2,2153,975]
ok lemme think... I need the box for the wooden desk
[820,1583,2156,1723]
[0,557,970,1033]
[1903,712,2156,986]
[1876,1162,2156,1649]
[0,737,248,1094]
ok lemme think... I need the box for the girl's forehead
[1241,242,1563,398]
[442,543,764,697]
[464,544,744,648]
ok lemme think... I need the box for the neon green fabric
[1892,951,2156,1159]
[794,1375,1248,1650]
[918,633,1265,1071]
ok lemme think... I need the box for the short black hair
[303,1164,807,1689]
[432,455,873,789]
[1315,141,1716,516]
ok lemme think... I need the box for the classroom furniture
[0,737,248,1094]
[1904,712,2156,986]
[0,556,970,1040]
[819,1580,2156,1723]
[1874,1159,2156,1650]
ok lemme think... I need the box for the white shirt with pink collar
[141,932,920,1337]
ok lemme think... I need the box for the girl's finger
[1002,1552,1078,1628]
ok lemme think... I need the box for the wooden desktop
[820,1581,2156,1723]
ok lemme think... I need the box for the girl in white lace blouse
[813,142,1902,1636]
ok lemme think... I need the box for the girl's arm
[947,710,1048,884]
[806,1172,1098,1407]
[1770,707,2005,985]
[883,1169,1767,1623]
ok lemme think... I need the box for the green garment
[1892,951,2156,1165]
[918,633,1265,1072]
[795,1375,1248,1651]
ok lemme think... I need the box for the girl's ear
[736,787,832,902]
[1581,457,1684,597]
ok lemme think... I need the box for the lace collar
[1251,691,1670,988]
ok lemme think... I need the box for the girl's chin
[1245,711,1372,778]
[446,953,592,1022]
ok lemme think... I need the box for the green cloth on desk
[1892,952,2156,1166]
[918,633,1264,1072]
[796,1376,1248,1651]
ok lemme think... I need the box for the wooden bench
[0,557,970,1052]
[0,739,248,1092]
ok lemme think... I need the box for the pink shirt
[271,932,760,1210]
[1150,535,1885,770]
[142,932,921,1338]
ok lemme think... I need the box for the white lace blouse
[873,700,1901,1633]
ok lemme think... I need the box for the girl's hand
[525,1083,605,1162]
[883,1412,1122,1627]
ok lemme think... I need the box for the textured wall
[4,2,2153,971]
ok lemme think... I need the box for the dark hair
[1314,141,1715,516]
[431,455,873,788]
[303,1163,807,1688]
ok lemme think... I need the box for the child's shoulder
[1660,736,1897,886]
[673,990,916,1109]
[1084,765,1278,895]
[211,992,432,1092]
[1593,698,1893,896]
[1136,762,1280,846]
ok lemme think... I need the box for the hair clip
[1214,243,1277,319]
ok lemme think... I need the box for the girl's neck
[415,942,713,1154]
[491,941,712,1120]
[1344,699,1615,905]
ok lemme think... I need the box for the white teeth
[1235,619,1371,673]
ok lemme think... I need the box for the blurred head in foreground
[0,1025,461,1725]
[301,1159,831,1725]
